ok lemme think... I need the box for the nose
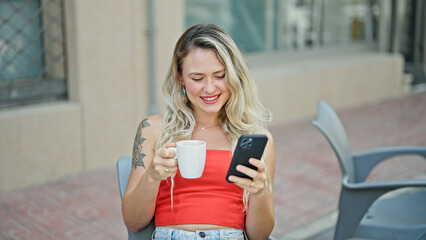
[203,78,216,94]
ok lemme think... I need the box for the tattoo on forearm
[132,118,151,169]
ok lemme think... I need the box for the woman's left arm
[228,131,276,239]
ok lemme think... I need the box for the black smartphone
[226,134,268,183]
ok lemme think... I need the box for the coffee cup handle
[168,147,177,159]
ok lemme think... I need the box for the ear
[178,74,184,85]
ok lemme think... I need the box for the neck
[196,120,220,126]
[194,117,221,131]
[193,110,220,127]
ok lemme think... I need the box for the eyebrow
[188,69,225,76]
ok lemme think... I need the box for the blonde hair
[157,24,272,209]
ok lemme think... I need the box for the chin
[200,105,224,114]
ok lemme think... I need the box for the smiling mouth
[200,94,221,103]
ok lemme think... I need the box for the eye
[191,78,203,81]
[216,74,225,79]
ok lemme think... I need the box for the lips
[200,94,221,104]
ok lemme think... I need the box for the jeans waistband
[153,226,246,240]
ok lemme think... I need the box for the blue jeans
[153,226,246,240]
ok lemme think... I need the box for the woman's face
[179,48,230,116]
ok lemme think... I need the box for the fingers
[153,162,178,172]
[149,146,178,180]
[248,158,266,172]
[228,158,267,195]
[165,142,176,148]
[229,176,265,195]
[156,147,176,159]
[236,158,265,178]
[150,160,178,180]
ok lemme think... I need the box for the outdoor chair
[310,100,426,240]
[117,156,155,240]
[116,156,279,240]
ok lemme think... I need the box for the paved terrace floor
[1,92,426,240]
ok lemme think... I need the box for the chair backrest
[310,100,356,182]
[117,156,132,199]
[117,156,155,240]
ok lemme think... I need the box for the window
[185,0,378,53]
[0,0,67,108]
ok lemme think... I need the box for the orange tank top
[155,149,245,230]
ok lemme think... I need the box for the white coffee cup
[169,140,206,179]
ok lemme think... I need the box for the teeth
[202,95,219,101]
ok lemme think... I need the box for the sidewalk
[1,92,425,240]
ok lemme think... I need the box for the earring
[182,88,186,96]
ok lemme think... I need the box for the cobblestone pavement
[1,92,425,240]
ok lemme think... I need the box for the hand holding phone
[226,134,268,183]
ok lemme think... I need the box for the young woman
[122,24,275,240]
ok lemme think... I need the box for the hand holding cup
[148,143,178,181]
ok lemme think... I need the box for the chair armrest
[352,146,426,182]
[344,177,426,191]
[342,178,426,221]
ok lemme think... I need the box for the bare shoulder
[136,114,163,138]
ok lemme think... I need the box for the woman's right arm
[121,115,178,232]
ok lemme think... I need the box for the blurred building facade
[0,0,424,191]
